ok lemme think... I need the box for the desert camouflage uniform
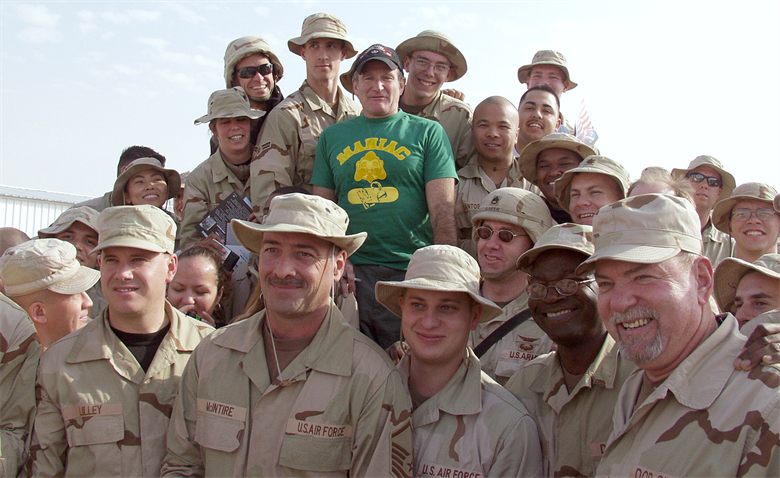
[506,334,636,477]
[249,81,359,214]
[0,294,40,477]
[28,303,213,477]
[596,314,780,478]
[470,292,554,386]
[702,220,733,268]
[398,349,543,478]
[71,192,112,213]
[161,303,413,477]
[408,90,474,169]
[86,282,107,319]
[180,150,250,251]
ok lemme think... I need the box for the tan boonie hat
[714,253,780,314]
[92,205,177,255]
[554,155,631,214]
[670,155,736,199]
[287,12,357,58]
[375,245,502,323]
[577,194,703,274]
[517,223,594,273]
[471,188,553,244]
[38,206,99,238]
[517,50,578,89]
[0,239,100,297]
[712,182,779,234]
[775,194,780,213]
[519,133,596,185]
[231,193,366,257]
[111,157,181,206]
[224,36,284,87]
[194,87,264,125]
[395,30,467,81]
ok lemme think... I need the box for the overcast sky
[1,1,778,200]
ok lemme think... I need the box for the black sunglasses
[686,171,722,188]
[237,64,273,79]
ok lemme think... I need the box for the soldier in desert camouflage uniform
[553,155,630,226]
[712,182,780,263]
[27,205,213,477]
[714,253,780,330]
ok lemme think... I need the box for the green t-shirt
[312,111,456,269]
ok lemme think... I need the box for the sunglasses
[476,226,525,243]
[526,278,595,300]
[686,172,723,188]
[237,64,273,79]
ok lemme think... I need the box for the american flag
[576,99,598,148]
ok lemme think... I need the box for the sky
[1,1,779,200]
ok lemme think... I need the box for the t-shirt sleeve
[423,122,458,183]
[311,128,336,190]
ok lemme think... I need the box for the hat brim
[670,166,736,199]
[554,168,628,215]
[48,266,101,295]
[287,34,357,58]
[714,257,780,313]
[375,279,503,323]
[194,109,264,126]
[711,194,776,234]
[576,243,682,275]
[517,244,590,274]
[38,218,97,238]
[519,137,595,184]
[395,37,467,81]
[91,236,169,255]
[112,165,181,206]
[231,219,366,258]
[340,57,402,94]
[517,63,578,89]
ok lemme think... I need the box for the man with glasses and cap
[312,43,457,350]
[250,12,359,216]
[712,182,780,264]
[375,244,542,478]
[28,205,213,477]
[162,193,413,476]
[396,30,474,169]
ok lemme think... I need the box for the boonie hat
[111,158,181,206]
[554,155,631,214]
[231,193,366,257]
[577,194,703,274]
[375,245,502,323]
[517,50,577,89]
[517,223,594,273]
[38,206,99,239]
[712,182,779,234]
[92,205,177,255]
[775,194,780,213]
[714,253,780,313]
[194,87,264,125]
[287,12,357,58]
[340,44,403,94]
[0,239,100,297]
[471,188,552,244]
[671,155,736,199]
[224,36,284,87]
[395,30,467,81]
[519,133,596,185]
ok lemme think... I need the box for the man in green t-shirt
[312,43,457,349]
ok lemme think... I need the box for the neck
[557,329,608,376]
[545,195,562,210]
[696,210,711,229]
[644,311,718,382]
[307,77,340,105]
[107,303,169,334]
[409,353,462,398]
[515,139,530,156]
[249,100,268,111]
[481,271,529,304]
[220,147,252,166]
[266,305,328,340]
[401,88,436,107]
[477,156,514,185]
[734,246,766,264]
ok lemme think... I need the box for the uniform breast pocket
[279,433,352,473]
[64,411,124,475]
[194,399,246,453]
[66,414,124,446]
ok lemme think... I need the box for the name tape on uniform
[286,419,353,439]
[197,398,247,422]
[62,403,122,421]
[419,462,483,478]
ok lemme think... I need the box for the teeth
[546,309,572,318]
[230,135,243,140]
[622,318,650,329]
[745,231,764,236]
[579,213,594,218]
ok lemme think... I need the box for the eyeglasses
[731,208,777,222]
[411,57,451,73]
[476,226,526,243]
[237,64,273,79]
[527,278,595,300]
[686,172,723,188]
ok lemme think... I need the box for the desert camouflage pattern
[224,36,284,88]
[517,223,594,273]
[471,187,553,247]
[671,154,736,199]
[702,219,734,268]
[596,315,780,478]
[38,206,99,239]
[741,308,780,338]
[398,349,543,478]
[518,133,595,185]
[180,150,250,251]
[712,182,779,234]
[28,303,213,477]
[714,253,780,314]
[287,13,357,58]
[86,281,107,319]
[506,335,636,477]
[0,294,40,477]
[396,30,468,81]
[410,90,475,169]
[470,292,553,386]
[161,304,413,477]
[249,81,359,213]
[517,50,577,88]
[554,155,631,215]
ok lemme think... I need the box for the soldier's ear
[30,302,48,324]
[470,303,481,331]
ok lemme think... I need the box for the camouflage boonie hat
[92,205,177,255]
[714,253,780,314]
[517,223,594,273]
[712,182,779,234]
[0,239,100,297]
[396,30,467,81]
[554,155,631,215]
[287,12,357,58]
[231,193,366,257]
[38,206,99,238]
[517,50,578,89]
[471,188,553,244]
[577,194,703,274]
[775,194,780,213]
[194,87,264,125]
[224,36,284,87]
[671,155,736,199]
[112,157,181,206]
[375,245,502,323]
[518,133,596,185]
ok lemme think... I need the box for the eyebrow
[595,263,651,280]
[736,292,775,301]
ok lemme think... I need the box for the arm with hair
[426,178,457,246]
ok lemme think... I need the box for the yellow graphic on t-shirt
[337,138,410,165]
[354,151,386,182]
[348,181,399,209]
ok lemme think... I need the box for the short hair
[519,84,560,110]
[0,228,30,256]
[628,167,695,205]
[118,146,166,176]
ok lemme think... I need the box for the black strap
[474,308,534,358]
